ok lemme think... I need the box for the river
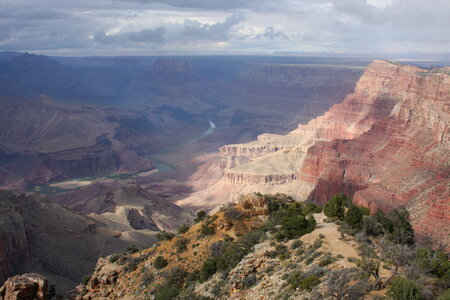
[32,120,217,193]
[147,120,217,173]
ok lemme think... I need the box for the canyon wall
[0,96,207,190]
[180,60,449,245]
[227,63,364,134]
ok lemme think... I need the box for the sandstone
[236,193,270,216]
[0,273,48,300]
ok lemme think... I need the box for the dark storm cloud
[0,7,70,20]
[113,0,262,10]
[0,0,449,54]
[181,13,245,40]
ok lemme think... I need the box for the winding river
[33,120,217,193]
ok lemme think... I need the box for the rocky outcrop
[236,193,271,216]
[0,273,48,300]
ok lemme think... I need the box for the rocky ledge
[0,273,48,300]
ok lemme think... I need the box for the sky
[0,0,449,56]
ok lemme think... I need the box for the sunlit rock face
[184,61,449,246]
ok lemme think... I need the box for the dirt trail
[300,213,360,267]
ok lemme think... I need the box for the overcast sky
[0,0,449,56]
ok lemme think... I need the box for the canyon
[0,54,448,296]
[179,60,449,248]
[0,53,369,293]
[0,54,364,191]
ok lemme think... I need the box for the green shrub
[223,206,243,222]
[163,266,188,283]
[291,239,303,250]
[154,256,168,269]
[154,281,181,300]
[318,255,336,267]
[141,269,154,287]
[386,276,422,300]
[265,244,290,260]
[109,253,121,263]
[324,194,347,220]
[311,238,323,250]
[210,241,226,257]
[387,209,415,245]
[437,289,450,300]
[194,211,207,223]
[126,244,139,254]
[363,208,414,246]
[178,224,190,234]
[185,270,200,283]
[199,258,217,281]
[272,202,316,240]
[123,256,142,272]
[363,214,385,236]
[199,222,215,237]
[286,271,320,291]
[296,249,305,256]
[301,275,320,291]
[199,229,265,281]
[416,248,450,285]
[241,274,258,289]
[305,252,322,265]
[345,205,365,230]
[157,231,175,242]
[175,237,189,253]
[301,202,323,215]
[199,215,218,237]
[81,275,90,286]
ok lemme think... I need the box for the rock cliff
[180,60,449,245]
[228,63,364,134]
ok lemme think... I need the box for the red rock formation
[191,60,449,246]
[301,64,449,244]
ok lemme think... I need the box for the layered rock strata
[180,61,449,245]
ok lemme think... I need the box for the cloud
[181,13,245,40]
[93,13,244,48]
[0,0,449,54]
[95,27,166,45]
[113,0,263,10]
[257,27,288,40]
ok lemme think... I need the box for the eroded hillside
[69,193,450,300]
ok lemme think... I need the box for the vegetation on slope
[73,192,449,300]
